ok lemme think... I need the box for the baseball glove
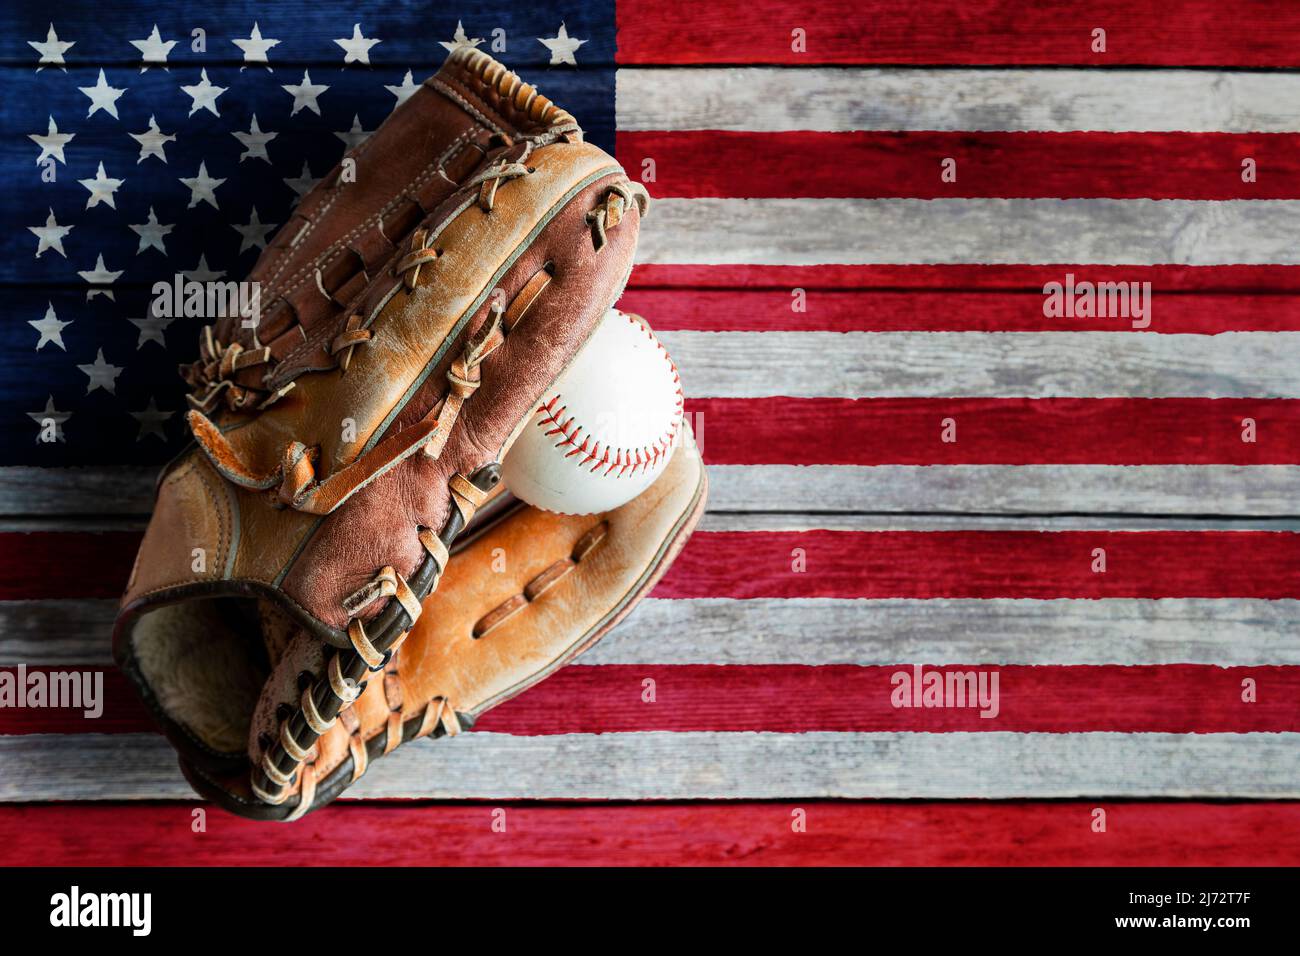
[113,49,707,820]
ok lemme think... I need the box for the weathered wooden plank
[11,662,1296,735]
[0,599,115,664]
[615,0,1300,68]
[637,198,1300,265]
[6,801,1299,867]
[628,286,1300,333]
[10,524,1300,601]
[628,263,1300,294]
[706,465,1300,515]
[0,5,613,67]
[2,731,1296,800]
[9,596,1300,668]
[621,130,1300,201]
[0,466,156,515]
[4,511,1296,535]
[661,331,1300,398]
[691,398,1300,466]
[597,598,1300,666]
[616,68,1300,133]
[698,513,1300,532]
[5,463,1300,518]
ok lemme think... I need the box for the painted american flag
[1,0,1299,865]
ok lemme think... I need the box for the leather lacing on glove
[195,173,652,818]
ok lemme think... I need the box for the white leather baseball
[502,308,683,515]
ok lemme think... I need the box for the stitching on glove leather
[473,520,610,638]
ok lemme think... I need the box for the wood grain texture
[0,466,156,516]
[3,731,1297,800]
[620,131,1300,200]
[615,0,1300,68]
[657,530,1300,599]
[706,465,1300,515]
[6,801,1300,867]
[0,3,616,67]
[629,263,1300,293]
[691,398,1300,465]
[5,463,1300,517]
[9,527,1299,601]
[637,198,1300,265]
[6,512,1293,534]
[628,286,1300,333]
[696,514,1300,531]
[5,663,1294,735]
[9,597,1300,668]
[616,68,1300,133]
[661,331,1300,398]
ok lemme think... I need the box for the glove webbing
[250,468,492,813]
[247,262,557,814]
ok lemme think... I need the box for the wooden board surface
[1,1,1297,866]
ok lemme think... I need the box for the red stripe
[6,664,1295,736]
[4,526,1298,601]
[628,264,1300,293]
[689,398,1300,465]
[2,801,1297,866]
[626,288,1300,333]
[657,531,1300,599]
[616,0,1300,66]
[0,531,140,599]
[619,131,1300,200]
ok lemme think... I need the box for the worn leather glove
[114,49,705,820]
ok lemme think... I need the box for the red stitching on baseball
[531,314,683,479]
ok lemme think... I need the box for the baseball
[502,308,684,515]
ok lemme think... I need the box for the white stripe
[4,732,1296,800]
[9,597,1300,667]
[596,598,1300,666]
[706,465,1300,515]
[2,512,1294,534]
[663,330,1300,397]
[697,513,1300,531]
[3,464,1297,519]
[637,198,1300,265]
[617,68,1300,132]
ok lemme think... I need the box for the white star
[232,22,281,66]
[181,68,227,117]
[78,69,126,119]
[335,23,380,64]
[79,162,125,210]
[179,161,226,209]
[334,114,372,152]
[77,254,124,301]
[29,116,74,165]
[233,114,277,162]
[129,312,173,349]
[130,25,176,70]
[538,23,587,66]
[28,24,74,71]
[29,209,72,258]
[282,160,318,199]
[232,207,278,253]
[129,115,176,163]
[129,207,173,254]
[78,348,123,394]
[282,70,328,116]
[385,69,419,108]
[30,303,71,351]
[28,397,70,444]
[440,21,482,54]
[132,398,173,441]
[183,254,225,282]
